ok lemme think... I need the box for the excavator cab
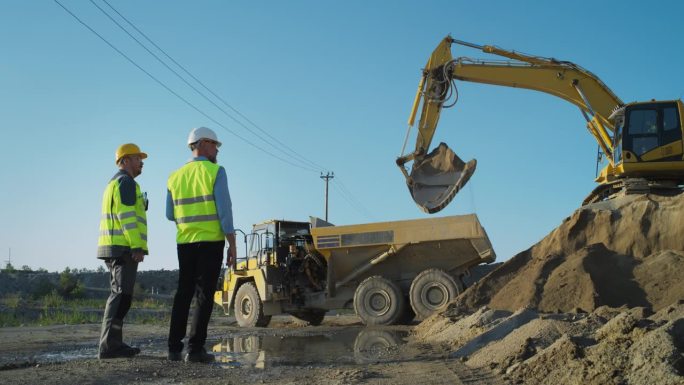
[619,101,683,164]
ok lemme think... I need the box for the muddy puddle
[1,326,410,370]
[211,327,409,369]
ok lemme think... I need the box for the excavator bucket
[407,143,476,214]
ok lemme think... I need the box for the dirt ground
[0,315,504,385]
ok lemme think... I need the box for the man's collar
[116,168,133,178]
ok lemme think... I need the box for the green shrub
[4,293,24,310]
[42,290,64,309]
[0,312,20,327]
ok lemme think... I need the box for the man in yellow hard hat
[166,127,236,363]
[97,143,149,359]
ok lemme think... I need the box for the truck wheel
[291,310,326,326]
[234,282,270,327]
[353,276,405,326]
[409,269,463,320]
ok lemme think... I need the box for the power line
[92,0,323,173]
[55,1,380,225]
[54,0,319,172]
[332,178,375,221]
[99,0,327,173]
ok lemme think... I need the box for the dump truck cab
[246,219,311,267]
[215,219,328,327]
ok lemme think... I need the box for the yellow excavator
[397,36,684,213]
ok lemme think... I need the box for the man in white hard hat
[97,143,149,359]
[165,127,236,363]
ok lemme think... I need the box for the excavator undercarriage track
[582,178,683,206]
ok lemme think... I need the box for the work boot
[98,344,140,359]
[167,350,183,361]
[184,348,215,363]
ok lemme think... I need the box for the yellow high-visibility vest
[168,160,223,244]
[98,175,148,254]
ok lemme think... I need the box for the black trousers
[168,241,224,353]
[99,253,138,353]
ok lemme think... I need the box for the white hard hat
[187,126,222,148]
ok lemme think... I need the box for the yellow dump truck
[214,214,495,326]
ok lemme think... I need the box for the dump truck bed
[310,214,495,296]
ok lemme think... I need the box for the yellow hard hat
[115,143,148,164]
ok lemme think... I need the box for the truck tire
[409,269,463,320]
[234,282,271,327]
[353,276,406,326]
[291,310,326,326]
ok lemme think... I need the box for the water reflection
[0,329,407,368]
[212,328,407,369]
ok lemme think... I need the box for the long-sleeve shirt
[166,156,235,234]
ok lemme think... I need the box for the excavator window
[623,102,682,159]
[628,109,658,135]
[627,109,659,156]
[662,106,680,143]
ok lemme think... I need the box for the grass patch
[4,293,25,310]
[0,293,174,327]
[0,312,22,327]
[39,309,102,325]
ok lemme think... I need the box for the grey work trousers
[98,254,138,354]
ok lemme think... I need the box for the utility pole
[320,172,334,221]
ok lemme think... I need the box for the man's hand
[132,250,145,263]
[226,246,236,266]
[226,232,237,266]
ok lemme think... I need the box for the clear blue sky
[1,1,683,272]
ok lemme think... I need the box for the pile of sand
[451,193,684,314]
[510,304,683,385]
[414,303,683,385]
[413,193,684,384]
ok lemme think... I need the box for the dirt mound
[507,303,684,385]
[451,193,684,314]
[413,303,684,385]
[412,193,684,384]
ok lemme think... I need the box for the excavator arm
[398,36,625,213]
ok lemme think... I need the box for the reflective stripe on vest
[167,161,223,244]
[98,174,148,252]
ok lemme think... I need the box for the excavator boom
[398,36,684,212]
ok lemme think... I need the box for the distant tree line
[2,262,105,275]
[1,264,97,299]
